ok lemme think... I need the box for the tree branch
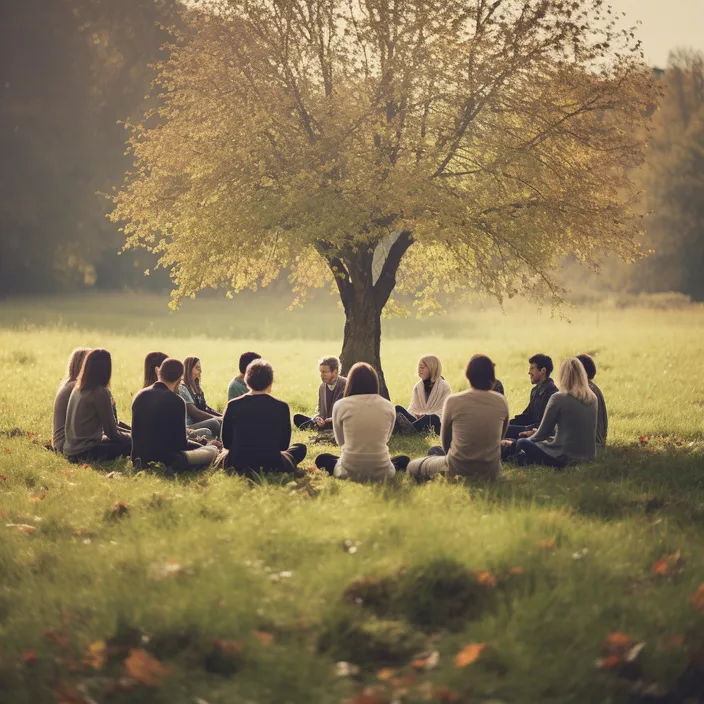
[373,230,414,309]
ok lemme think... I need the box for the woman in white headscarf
[394,354,452,434]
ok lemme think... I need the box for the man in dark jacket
[505,353,558,439]
[131,358,218,471]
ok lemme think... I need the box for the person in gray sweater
[63,348,131,462]
[516,357,597,469]
[52,347,91,453]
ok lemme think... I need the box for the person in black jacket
[131,358,218,472]
[505,353,558,439]
[222,359,307,476]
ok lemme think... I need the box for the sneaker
[395,412,416,435]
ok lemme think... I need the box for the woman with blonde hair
[52,347,92,453]
[515,357,597,469]
[394,354,452,434]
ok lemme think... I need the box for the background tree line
[1,0,703,301]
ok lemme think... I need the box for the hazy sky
[610,0,704,68]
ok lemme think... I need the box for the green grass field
[1,292,703,704]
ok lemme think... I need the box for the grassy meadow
[1,292,704,704]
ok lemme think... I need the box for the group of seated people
[51,345,607,482]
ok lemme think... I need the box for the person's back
[534,392,597,462]
[222,393,291,471]
[53,380,76,454]
[131,382,188,467]
[444,390,509,479]
[333,394,396,481]
[588,380,608,447]
[64,386,122,456]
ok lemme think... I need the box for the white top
[332,394,397,482]
[408,378,452,418]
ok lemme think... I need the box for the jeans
[187,417,222,440]
[515,439,567,469]
[505,423,535,439]
[394,406,441,434]
[68,435,132,463]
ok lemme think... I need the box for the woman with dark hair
[179,356,222,440]
[143,351,169,388]
[52,347,91,453]
[315,362,409,481]
[407,354,509,481]
[63,348,131,462]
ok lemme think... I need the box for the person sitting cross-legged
[294,355,347,431]
[222,359,307,476]
[577,353,608,449]
[227,351,262,401]
[394,354,452,435]
[53,347,92,454]
[314,362,410,482]
[179,356,222,440]
[131,358,219,472]
[505,353,558,439]
[407,354,509,482]
[515,357,597,469]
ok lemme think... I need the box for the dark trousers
[68,436,131,463]
[505,423,535,439]
[315,453,410,475]
[394,406,441,434]
[294,413,317,430]
[515,439,567,469]
[227,443,308,476]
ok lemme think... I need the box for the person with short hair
[143,351,169,388]
[577,353,608,447]
[394,355,452,434]
[516,357,597,468]
[221,359,307,475]
[407,354,509,481]
[505,353,558,439]
[132,358,218,472]
[179,356,222,440]
[227,351,262,400]
[63,348,132,462]
[314,363,410,481]
[294,355,347,430]
[52,347,92,454]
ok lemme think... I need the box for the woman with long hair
[516,357,597,468]
[179,356,222,440]
[315,362,409,481]
[143,351,169,388]
[52,347,92,453]
[63,348,131,462]
[394,354,452,434]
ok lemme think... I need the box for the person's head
[144,351,169,388]
[557,357,596,404]
[418,355,442,383]
[319,355,340,385]
[245,359,274,392]
[344,362,380,397]
[239,351,262,375]
[65,347,91,383]
[76,348,112,392]
[528,353,553,384]
[576,353,597,381]
[157,358,184,392]
[183,356,202,393]
[465,354,496,390]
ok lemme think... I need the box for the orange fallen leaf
[28,491,47,503]
[598,654,624,670]
[651,551,681,575]
[252,630,275,647]
[22,650,38,664]
[454,642,486,668]
[509,566,524,576]
[0,474,7,480]
[6,523,36,535]
[376,667,395,681]
[475,570,497,587]
[689,583,704,611]
[537,539,556,551]
[124,648,171,686]
[411,650,439,670]
[603,632,634,654]
[84,640,107,670]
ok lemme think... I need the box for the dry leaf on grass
[689,583,704,611]
[124,648,171,686]
[28,491,47,502]
[455,642,486,668]
[474,570,497,586]
[0,474,7,480]
[84,640,107,670]
[376,667,395,681]
[6,523,36,534]
[21,650,38,664]
[411,650,439,671]
[147,560,183,580]
[537,539,556,551]
[252,630,275,647]
[508,566,524,576]
[651,551,682,575]
[596,632,646,671]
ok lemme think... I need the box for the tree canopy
[112,0,657,388]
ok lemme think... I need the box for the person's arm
[281,402,292,451]
[96,389,128,442]
[186,403,218,422]
[171,396,189,452]
[530,395,559,443]
[332,404,345,447]
[440,399,453,453]
[407,382,420,418]
[511,396,533,424]
[221,402,234,450]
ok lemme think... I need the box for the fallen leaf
[537,539,556,551]
[639,435,649,445]
[651,551,681,575]
[411,650,439,671]
[455,642,486,668]
[84,640,107,670]
[376,667,395,681]
[689,583,704,611]
[603,632,634,654]
[22,650,38,664]
[81,464,90,469]
[252,630,274,647]
[0,474,7,480]
[475,570,497,586]
[508,566,524,576]
[210,639,244,658]
[28,491,47,503]
[6,523,36,534]
[124,648,171,686]
[598,654,623,670]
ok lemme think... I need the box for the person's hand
[501,439,514,447]
[519,429,536,438]
[314,417,326,428]
[208,440,223,449]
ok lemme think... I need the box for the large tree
[112,0,655,393]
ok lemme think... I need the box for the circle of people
[52,348,607,482]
